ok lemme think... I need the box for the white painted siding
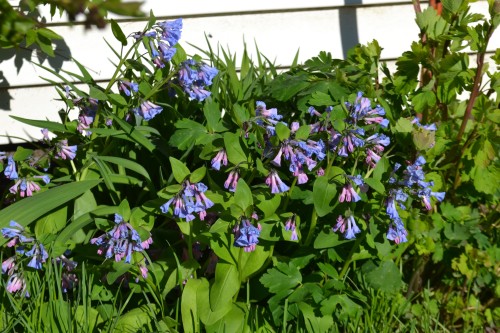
[1,0,498,144]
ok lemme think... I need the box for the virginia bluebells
[56,139,77,160]
[333,215,361,239]
[91,214,153,265]
[211,149,228,170]
[233,219,261,252]
[161,181,214,221]
[176,59,218,101]
[265,170,290,194]
[134,100,163,120]
[1,154,18,179]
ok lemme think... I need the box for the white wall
[1,0,498,144]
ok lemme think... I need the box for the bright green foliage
[0,1,499,332]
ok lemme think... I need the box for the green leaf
[373,157,389,180]
[169,119,207,150]
[260,262,301,294]
[37,27,62,40]
[34,205,67,239]
[239,245,271,281]
[363,261,403,293]
[294,125,311,141]
[169,157,191,183]
[13,147,33,161]
[89,86,108,101]
[313,176,337,217]
[210,263,239,313]
[309,91,334,106]
[0,180,101,236]
[233,178,253,213]
[299,302,334,333]
[182,278,207,333]
[96,156,152,185]
[364,178,385,194]
[110,19,127,46]
[114,305,156,333]
[413,128,436,151]
[393,118,413,133]
[275,122,290,141]
[55,206,116,245]
[223,132,247,165]
[10,115,66,133]
[190,166,206,183]
[108,93,127,106]
[118,199,131,222]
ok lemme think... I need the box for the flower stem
[304,208,318,247]
[339,232,364,279]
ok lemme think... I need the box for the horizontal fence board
[1,54,497,145]
[9,0,422,23]
[1,1,497,89]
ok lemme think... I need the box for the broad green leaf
[110,19,127,45]
[233,178,253,213]
[309,91,334,106]
[0,180,101,240]
[37,27,62,40]
[96,156,153,189]
[393,118,413,133]
[190,166,206,183]
[34,205,67,239]
[313,176,337,217]
[205,303,246,333]
[169,157,190,183]
[294,124,311,141]
[108,93,127,106]
[210,263,239,313]
[373,157,389,180]
[182,278,206,333]
[239,245,271,281]
[260,262,301,294]
[299,302,334,333]
[13,147,33,161]
[364,177,385,194]
[223,132,247,165]
[55,205,116,245]
[363,260,403,293]
[114,305,156,333]
[118,199,131,221]
[275,122,290,141]
[89,86,108,100]
[111,115,156,152]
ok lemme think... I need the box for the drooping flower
[56,139,77,160]
[339,183,361,203]
[284,215,298,241]
[3,155,18,179]
[25,243,49,270]
[332,215,361,239]
[134,100,163,120]
[386,222,408,244]
[6,273,28,296]
[9,178,41,197]
[211,149,228,170]
[161,181,213,221]
[233,219,261,252]
[265,170,290,194]
[224,169,239,192]
[90,214,153,264]
[176,59,218,101]
[1,221,34,247]
[256,101,283,121]
[118,81,139,96]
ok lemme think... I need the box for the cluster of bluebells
[176,59,219,101]
[117,79,163,121]
[0,151,51,199]
[210,150,242,193]
[309,92,390,167]
[90,214,153,275]
[254,101,327,191]
[333,214,362,240]
[1,221,49,296]
[339,175,368,203]
[160,181,214,221]
[133,18,182,68]
[382,156,445,243]
[284,214,299,241]
[233,213,261,252]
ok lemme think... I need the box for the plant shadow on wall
[0,0,499,332]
